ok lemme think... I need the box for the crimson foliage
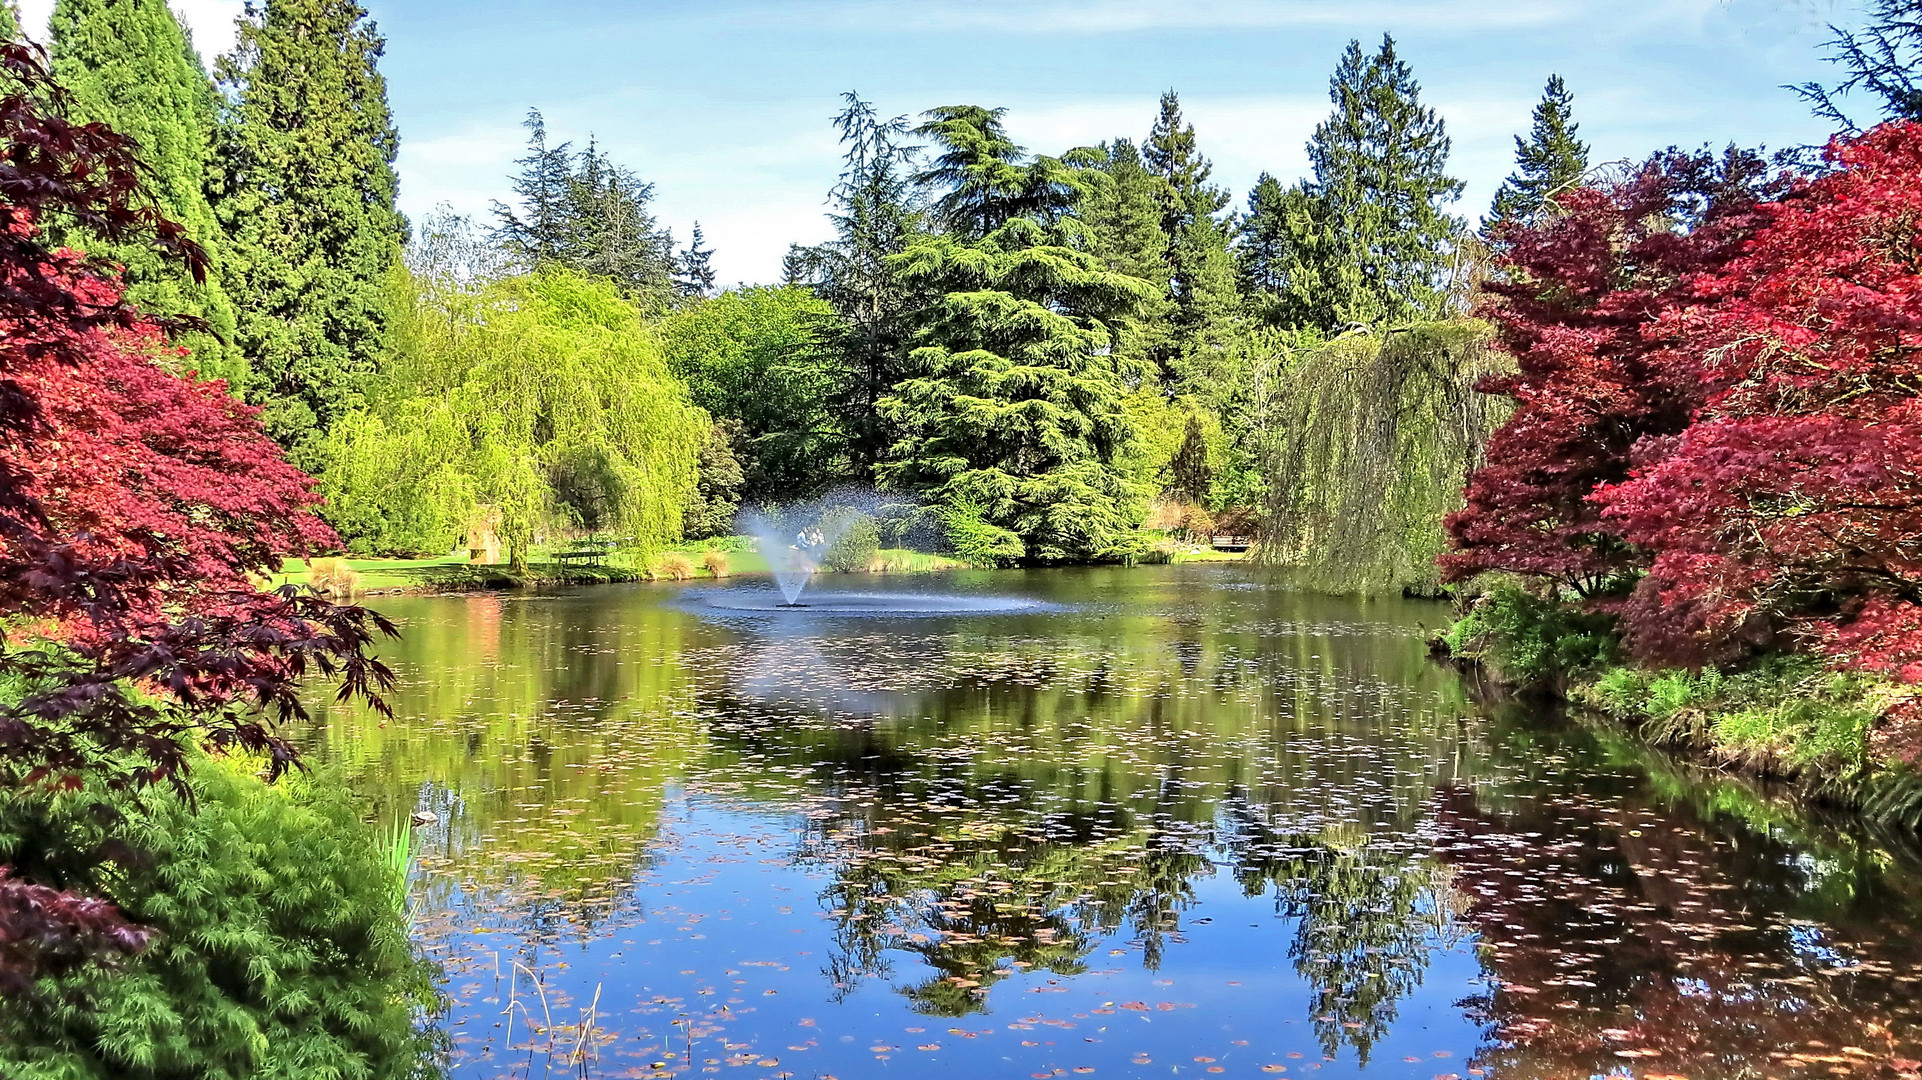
[1442,147,1777,598]
[1449,124,1922,679]
[0,43,393,987]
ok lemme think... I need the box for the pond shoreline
[1431,639,1922,834]
[307,549,1249,597]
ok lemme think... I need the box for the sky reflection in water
[298,566,1922,1079]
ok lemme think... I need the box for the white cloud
[15,0,243,59]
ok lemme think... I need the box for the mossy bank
[1437,585,1922,832]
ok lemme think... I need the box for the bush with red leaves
[0,44,392,987]
[1449,124,1922,680]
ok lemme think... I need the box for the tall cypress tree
[213,0,404,467]
[49,0,245,385]
[1488,75,1588,226]
[1288,36,1464,330]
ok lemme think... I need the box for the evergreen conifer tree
[493,115,676,308]
[48,0,246,385]
[1797,0,1922,129]
[0,4,19,39]
[1287,36,1464,330]
[1143,91,1236,376]
[880,107,1160,561]
[786,92,926,481]
[1074,139,1168,286]
[492,109,574,266]
[1488,75,1588,225]
[676,221,716,298]
[212,0,404,467]
[565,138,675,306]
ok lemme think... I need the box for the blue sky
[20,1,1867,284]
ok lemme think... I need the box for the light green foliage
[0,3,18,38]
[321,266,708,567]
[213,0,405,466]
[1281,36,1465,331]
[1584,656,1885,776]
[0,753,438,1080]
[1488,74,1589,226]
[48,0,246,385]
[938,497,1027,567]
[821,507,881,572]
[1258,321,1507,594]
[657,284,842,501]
[880,106,1159,562]
[1442,583,1621,687]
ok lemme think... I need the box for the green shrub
[0,752,440,1080]
[821,508,882,573]
[1581,654,1882,775]
[1441,584,1619,687]
[939,498,1025,567]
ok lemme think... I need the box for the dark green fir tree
[1288,35,1464,331]
[676,221,717,298]
[492,113,676,309]
[213,0,405,466]
[1488,74,1588,226]
[785,92,927,481]
[1143,90,1236,377]
[49,0,246,385]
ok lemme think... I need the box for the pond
[300,565,1922,1079]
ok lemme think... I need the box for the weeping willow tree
[320,266,708,567]
[1256,321,1506,595]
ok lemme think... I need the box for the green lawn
[272,543,975,595]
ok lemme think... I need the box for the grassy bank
[272,544,975,595]
[1438,585,1922,831]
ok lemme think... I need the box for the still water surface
[300,566,1922,1079]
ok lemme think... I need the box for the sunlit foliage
[321,266,707,566]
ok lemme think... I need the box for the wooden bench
[552,541,615,571]
[1211,535,1252,552]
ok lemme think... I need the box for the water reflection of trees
[691,589,1485,1043]
[299,591,707,927]
[1431,773,1922,1076]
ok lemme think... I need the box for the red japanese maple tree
[1441,148,1779,600]
[1598,123,1922,677]
[0,44,392,988]
[1450,124,1922,679]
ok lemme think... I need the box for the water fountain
[683,498,1049,618]
[739,507,860,606]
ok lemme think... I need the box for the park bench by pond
[552,540,617,571]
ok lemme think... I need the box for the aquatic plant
[308,556,363,597]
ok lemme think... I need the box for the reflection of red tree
[464,593,503,664]
[1428,786,1922,1077]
